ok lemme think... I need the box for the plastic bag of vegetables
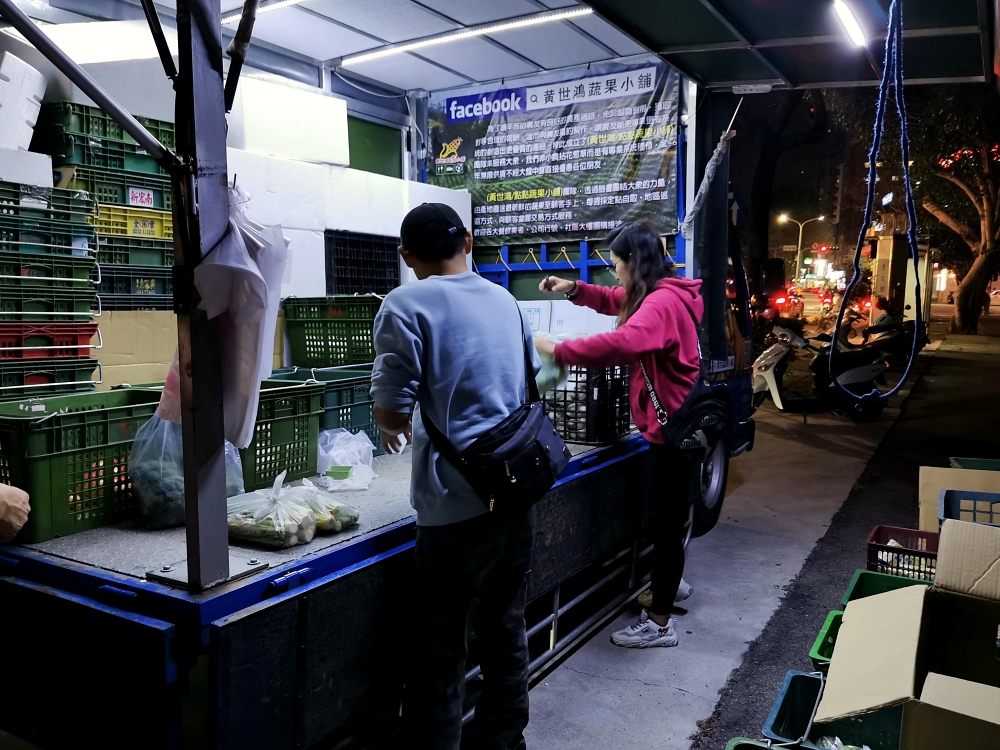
[226,471,317,548]
[131,415,245,529]
[284,478,360,534]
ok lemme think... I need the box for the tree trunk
[952,246,999,333]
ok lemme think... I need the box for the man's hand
[0,485,30,544]
[375,405,412,455]
[381,426,411,455]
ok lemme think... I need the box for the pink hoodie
[553,278,704,444]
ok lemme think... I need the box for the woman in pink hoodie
[535,220,703,649]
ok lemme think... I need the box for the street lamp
[778,213,825,282]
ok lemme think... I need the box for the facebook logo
[447,88,526,123]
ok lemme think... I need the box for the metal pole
[0,0,173,170]
[175,0,231,591]
[795,220,804,284]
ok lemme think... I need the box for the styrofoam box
[229,76,349,166]
[0,52,45,151]
[227,148,325,232]
[281,228,326,299]
[518,300,552,333]
[0,147,52,187]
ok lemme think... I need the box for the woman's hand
[538,276,576,295]
[534,338,557,357]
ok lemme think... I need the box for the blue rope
[829,0,923,403]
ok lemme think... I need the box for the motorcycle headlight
[757,363,771,372]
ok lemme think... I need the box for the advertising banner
[428,61,679,246]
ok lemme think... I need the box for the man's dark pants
[402,508,534,750]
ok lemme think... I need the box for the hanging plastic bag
[130,415,245,529]
[533,333,569,394]
[283,478,360,534]
[189,184,289,448]
[315,428,378,491]
[226,470,317,548]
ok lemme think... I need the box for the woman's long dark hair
[607,220,675,325]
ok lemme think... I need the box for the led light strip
[341,7,594,67]
[222,0,306,25]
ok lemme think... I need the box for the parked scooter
[752,324,889,422]
[842,307,929,366]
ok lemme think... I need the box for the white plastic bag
[190,184,289,448]
[130,415,245,529]
[315,428,378,491]
[534,333,569,394]
[226,470,316,548]
[283,478,360,534]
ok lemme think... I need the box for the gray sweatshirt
[371,272,541,527]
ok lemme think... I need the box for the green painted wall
[347,116,402,179]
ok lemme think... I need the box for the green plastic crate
[38,133,167,176]
[54,165,172,211]
[0,250,96,289]
[96,235,173,266]
[0,180,97,224]
[240,380,325,491]
[0,285,96,322]
[0,388,161,542]
[763,670,902,750]
[840,569,930,607]
[36,101,175,150]
[0,358,99,400]
[724,741,770,750]
[267,365,382,455]
[949,457,1000,471]
[283,295,382,368]
[809,610,843,672]
[0,214,96,254]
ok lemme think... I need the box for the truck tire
[692,431,730,538]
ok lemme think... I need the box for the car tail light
[775,296,787,305]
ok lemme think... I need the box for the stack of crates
[31,101,175,311]
[0,179,101,400]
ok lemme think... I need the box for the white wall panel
[227,148,325,231]
[281,228,327,299]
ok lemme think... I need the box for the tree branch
[923,198,982,251]
[934,169,985,217]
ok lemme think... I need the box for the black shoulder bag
[421,321,571,514]
[639,315,727,453]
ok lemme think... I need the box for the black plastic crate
[542,365,631,445]
[325,229,400,295]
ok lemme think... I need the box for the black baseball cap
[400,203,468,260]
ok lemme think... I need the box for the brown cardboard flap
[815,585,925,723]
[920,672,1000,725]
[901,691,1000,750]
[935,520,1000,601]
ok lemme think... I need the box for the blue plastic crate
[938,489,1000,527]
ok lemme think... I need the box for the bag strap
[422,299,538,462]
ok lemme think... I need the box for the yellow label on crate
[131,217,160,237]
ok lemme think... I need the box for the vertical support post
[580,240,589,284]
[549,585,561,650]
[628,540,639,590]
[174,0,231,591]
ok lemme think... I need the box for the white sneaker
[610,610,679,649]
[636,578,693,609]
[675,578,694,603]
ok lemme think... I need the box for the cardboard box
[919,466,1000,531]
[517,300,551,333]
[96,311,176,390]
[0,52,45,151]
[816,520,1000,749]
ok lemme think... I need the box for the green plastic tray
[808,610,843,672]
[54,165,172,211]
[267,365,381,454]
[36,101,175,150]
[724,741,770,750]
[0,285,97,322]
[0,250,96,289]
[95,235,173,267]
[949,457,1000,471]
[37,132,167,176]
[240,380,325,491]
[0,358,99,400]
[283,296,382,368]
[0,388,161,542]
[0,214,96,255]
[840,569,930,607]
[0,180,97,224]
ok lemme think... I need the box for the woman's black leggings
[644,442,697,618]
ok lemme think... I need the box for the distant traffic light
[819,245,829,254]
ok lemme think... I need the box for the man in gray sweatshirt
[372,203,539,750]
